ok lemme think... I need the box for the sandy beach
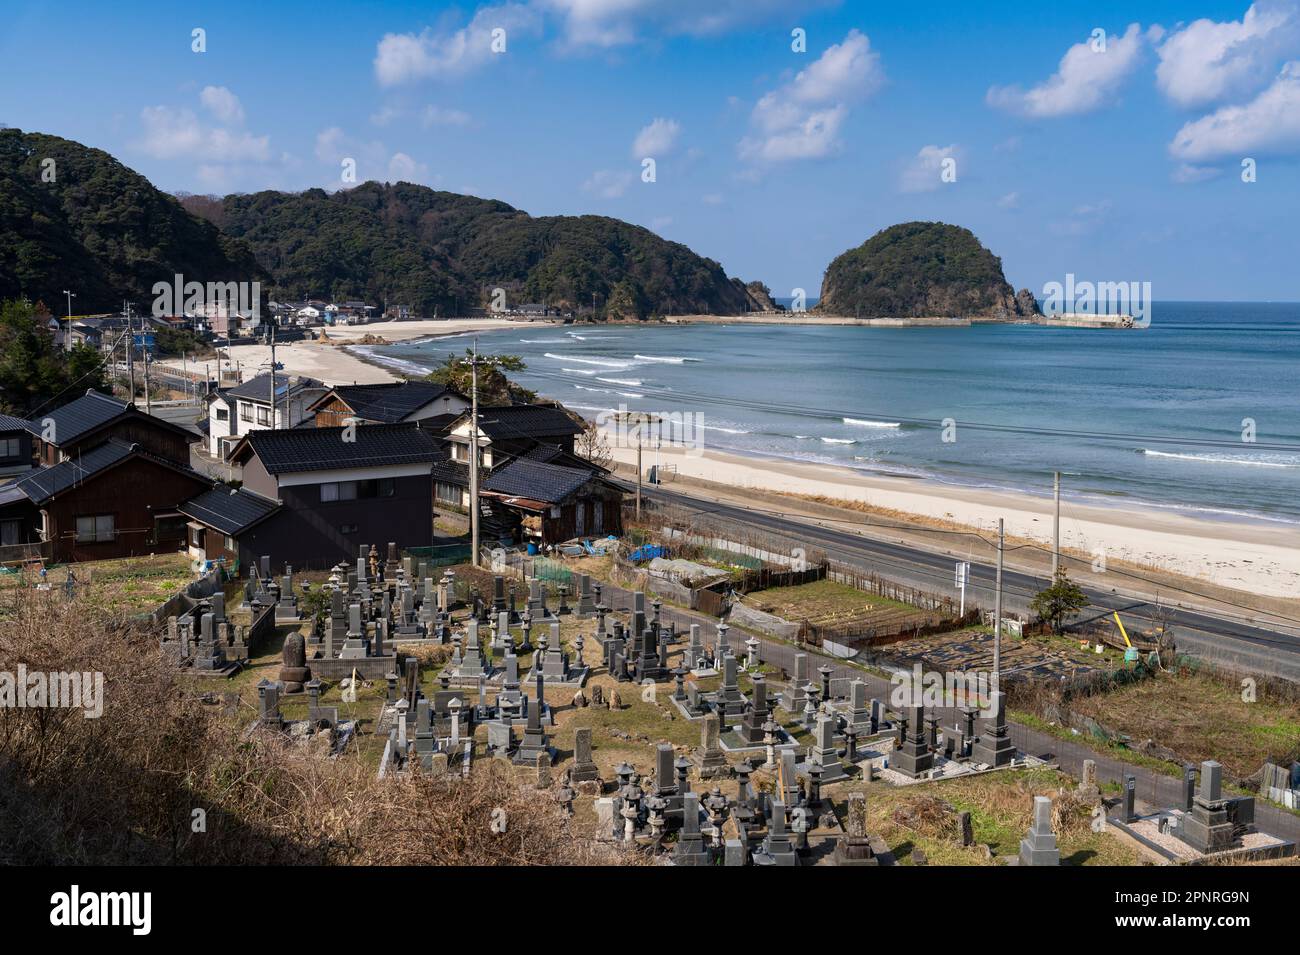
[164,322,1299,603]
[602,438,1300,601]
[158,318,548,387]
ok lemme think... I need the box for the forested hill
[196,183,753,318]
[0,129,262,312]
[0,128,756,318]
[818,221,1039,319]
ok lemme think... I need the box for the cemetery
[3,529,1295,870]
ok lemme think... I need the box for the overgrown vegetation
[0,297,105,416]
[1030,569,1089,634]
[424,349,535,404]
[0,591,634,865]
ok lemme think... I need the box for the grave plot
[1107,761,1297,864]
[841,767,1143,866]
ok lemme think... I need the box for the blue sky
[2,0,1299,299]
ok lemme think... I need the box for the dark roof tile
[483,458,597,504]
[240,422,441,474]
[179,486,281,535]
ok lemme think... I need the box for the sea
[364,302,1300,526]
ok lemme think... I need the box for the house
[481,457,623,546]
[0,413,35,477]
[206,373,327,459]
[8,438,211,562]
[433,406,585,513]
[27,390,194,466]
[307,381,468,428]
[177,484,282,569]
[219,422,442,567]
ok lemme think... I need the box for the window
[256,405,271,426]
[451,442,468,462]
[188,525,203,549]
[0,437,20,459]
[321,478,395,502]
[215,408,229,422]
[1,520,20,546]
[436,482,461,505]
[239,403,253,422]
[225,535,236,551]
[75,514,115,543]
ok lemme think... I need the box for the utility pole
[124,301,135,402]
[269,325,277,429]
[143,344,152,414]
[62,290,75,351]
[468,341,482,567]
[993,518,1004,685]
[1052,470,1061,579]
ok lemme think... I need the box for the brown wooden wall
[44,456,210,562]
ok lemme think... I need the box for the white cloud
[899,144,961,193]
[138,106,270,162]
[739,29,884,163]
[582,168,634,199]
[422,105,473,127]
[387,152,429,183]
[996,191,1020,209]
[1169,61,1300,159]
[199,86,245,124]
[701,192,724,205]
[987,24,1149,117]
[374,3,541,86]
[1171,163,1225,183]
[542,0,821,50]
[1051,199,1113,236]
[632,117,681,158]
[370,106,401,127]
[315,126,349,163]
[1156,1,1300,108]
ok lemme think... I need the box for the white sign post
[955,561,970,616]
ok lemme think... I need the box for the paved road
[598,579,1300,849]
[624,481,1300,682]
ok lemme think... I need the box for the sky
[2,0,1299,300]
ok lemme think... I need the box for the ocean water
[369,303,1300,524]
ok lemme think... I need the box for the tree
[1029,569,1088,634]
[575,420,613,470]
[425,349,534,405]
[0,298,105,416]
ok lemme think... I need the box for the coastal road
[595,578,1300,848]
[621,481,1300,682]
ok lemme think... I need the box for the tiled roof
[239,422,442,474]
[179,486,281,535]
[225,373,324,404]
[14,438,202,505]
[473,405,583,442]
[482,458,596,504]
[26,390,127,445]
[320,382,459,423]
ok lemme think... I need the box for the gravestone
[716,654,746,720]
[513,672,551,765]
[969,690,1014,768]
[1180,760,1236,853]
[758,801,799,866]
[1018,796,1061,866]
[672,792,710,866]
[738,674,771,744]
[832,792,880,866]
[809,712,849,782]
[695,713,729,779]
[848,680,872,735]
[277,632,311,693]
[256,678,282,729]
[782,653,809,712]
[890,703,933,778]
[571,727,600,784]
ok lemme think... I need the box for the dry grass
[0,591,637,866]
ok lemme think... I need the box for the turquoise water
[368,303,1300,524]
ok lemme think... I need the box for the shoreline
[157,318,552,387]
[168,320,1299,601]
[600,437,1300,601]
